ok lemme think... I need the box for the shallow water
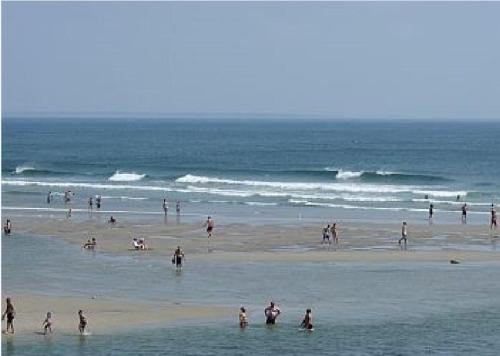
[3,234,500,354]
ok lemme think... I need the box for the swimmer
[398,221,408,249]
[108,216,116,224]
[42,312,53,335]
[204,216,214,238]
[264,301,281,325]
[78,310,87,334]
[2,298,15,334]
[300,308,313,330]
[239,307,248,328]
[83,239,93,249]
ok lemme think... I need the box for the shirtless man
[172,246,185,269]
[42,312,53,335]
[300,308,313,330]
[264,301,281,325]
[205,216,214,238]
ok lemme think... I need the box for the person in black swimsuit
[2,298,15,334]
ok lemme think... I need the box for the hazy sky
[3,2,500,120]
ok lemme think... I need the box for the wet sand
[1,294,232,337]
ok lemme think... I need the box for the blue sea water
[2,119,500,224]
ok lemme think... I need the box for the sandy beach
[1,294,232,337]
[5,214,499,262]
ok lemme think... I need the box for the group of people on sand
[238,301,313,331]
[321,223,338,245]
[2,298,88,336]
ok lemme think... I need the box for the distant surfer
[205,216,214,238]
[264,301,281,325]
[300,308,314,330]
[2,297,15,334]
[78,310,87,334]
[239,307,248,328]
[398,221,408,249]
[461,203,467,223]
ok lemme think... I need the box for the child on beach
[300,308,313,330]
[78,310,87,334]
[399,222,408,249]
[2,298,15,334]
[239,307,248,328]
[42,312,53,335]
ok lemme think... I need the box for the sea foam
[108,171,146,182]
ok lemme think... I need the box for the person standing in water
[2,298,15,334]
[88,197,93,211]
[47,191,52,204]
[429,203,434,222]
[300,308,314,330]
[331,223,338,245]
[264,301,281,325]
[172,246,185,270]
[78,310,87,334]
[322,225,330,244]
[399,222,408,249]
[42,312,53,335]
[205,216,214,238]
[96,195,101,209]
[239,307,248,328]
[176,201,181,214]
[461,203,468,223]
[3,219,12,235]
[491,204,497,230]
[163,199,168,215]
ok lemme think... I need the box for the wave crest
[108,171,146,182]
[14,165,36,174]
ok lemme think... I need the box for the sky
[2,2,500,120]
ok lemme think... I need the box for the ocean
[2,119,499,225]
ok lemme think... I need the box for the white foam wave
[108,171,146,182]
[245,201,278,206]
[100,195,148,201]
[375,170,394,176]
[336,170,363,180]
[413,190,468,198]
[14,165,36,174]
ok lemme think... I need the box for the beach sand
[1,294,232,337]
[4,214,499,262]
